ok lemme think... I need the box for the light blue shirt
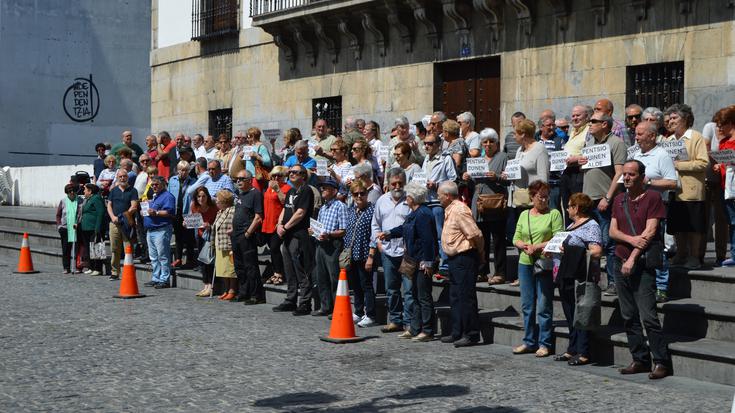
[633,145,679,200]
[422,152,457,203]
[370,192,410,257]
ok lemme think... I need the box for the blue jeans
[147,225,173,284]
[518,263,554,349]
[549,184,561,212]
[381,252,414,326]
[431,205,449,271]
[725,199,735,258]
[591,203,616,285]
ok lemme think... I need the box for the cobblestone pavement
[0,256,733,413]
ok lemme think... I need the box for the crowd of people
[55,101,735,381]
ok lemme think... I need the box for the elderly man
[201,135,218,161]
[555,117,570,141]
[111,130,144,165]
[168,160,197,269]
[594,98,631,146]
[310,118,337,160]
[352,163,382,204]
[631,122,678,302]
[274,164,316,315]
[311,178,348,316]
[427,111,447,137]
[538,115,564,211]
[561,105,593,223]
[368,168,412,333]
[192,134,207,159]
[284,140,317,185]
[214,134,233,172]
[142,176,176,289]
[625,104,643,140]
[106,169,139,280]
[232,169,265,305]
[342,116,363,147]
[610,160,671,380]
[580,113,627,295]
[186,160,234,198]
[438,181,484,347]
[154,131,177,180]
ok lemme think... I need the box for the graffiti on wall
[63,74,100,122]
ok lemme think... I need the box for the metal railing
[249,0,322,17]
[192,0,240,41]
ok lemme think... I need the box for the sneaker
[90,270,101,276]
[292,307,311,316]
[656,289,668,303]
[357,316,376,328]
[721,258,735,267]
[353,314,362,324]
[684,257,701,270]
[272,302,297,312]
[603,283,617,296]
[83,269,93,274]
[62,269,71,274]
[108,275,119,281]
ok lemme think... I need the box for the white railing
[249,0,319,17]
[4,164,94,207]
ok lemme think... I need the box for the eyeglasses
[589,119,604,124]
[424,141,437,146]
[351,147,363,151]
[151,183,160,187]
[289,170,303,176]
[207,168,219,172]
[352,191,367,197]
[627,114,642,120]
[235,177,249,182]
[140,159,150,163]
[559,125,570,130]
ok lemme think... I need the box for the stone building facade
[151,0,735,141]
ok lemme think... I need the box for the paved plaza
[0,256,733,413]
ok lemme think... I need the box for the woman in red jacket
[713,105,735,267]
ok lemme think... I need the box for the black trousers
[281,232,314,309]
[558,277,590,357]
[263,232,285,275]
[79,230,102,271]
[232,232,263,300]
[561,168,584,225]
[614,257,670,366]
[173,215,197,262]
[448,249,480,340]
[197,237,214,284]
[314,238,342,312]
[348,259,376,319]
[478,219,507,277]
[58,228,80,271]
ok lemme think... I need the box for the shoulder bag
[512,186,532,208]
[197,229,215,265]
[622,193,663,269]
[477,193,507,215]
[573,252,602,331]
[338,209,363,270]
[528,211,554,275]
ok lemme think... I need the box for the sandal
[568,355,590,366]
[554,353,574,362]
[488,275,505,285]
[535,347,551,358]
[272,274,284,285]
[265,275,276,285]
[512,344,537,355]
[509,279,520,287]
[477,273,489,282]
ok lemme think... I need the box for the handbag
[477,193,507,215]
[338,209,363,270]
[573,253,602,331]
[725,165,735,200]
[398,255,418,279]
[527,211,553,275]
[197,230,215,265]
[512,187,532,207]
[622,193,663,269]
[89,236,107,260]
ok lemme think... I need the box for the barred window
[209,108,233,139]
[312,96,342,137]
[192,0,239,41]
[626,61,684,110]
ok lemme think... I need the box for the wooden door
[437,58,500,132]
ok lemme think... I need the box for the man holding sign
[580,113,627,293]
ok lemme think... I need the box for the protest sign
[504,159,522,180]
[659,140,688,161]
[543,232,570,253]
[316,160,329,177]
[310,218,324,238]
[581,144,612,169]
[466,158,489,178]
[140,201,150,217]
[549,150,569,172]
[413,171,428,186]
[183,213,204,229]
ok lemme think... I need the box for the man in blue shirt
[311,178,348,316]
[187,160,235,198]
[93,143,106,180]
[284,141,317,185]
[143,176,176,289]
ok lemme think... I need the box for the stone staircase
[1,206,733,386]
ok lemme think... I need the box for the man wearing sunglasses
[274,164,316,315]
[232,170,265,304]
[625,104,643,141]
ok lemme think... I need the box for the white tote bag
[725,165,735,200]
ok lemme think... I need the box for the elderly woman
[191,186,219,297]
[56,184,83,274]
[328,139,354,198]
[96,155,117,195]
[390,116,424,165]
[506,119,549,209]
[442,120,468,173]
[262,166,291,285]
[390,142,422,184]
[343,180,377,327]
[79,183,106,276]
[664,104,710,270]
[457,111,481,157]
[555,193,602,366]
[512,180,563,357]
[243,127,273,183]
[380,182,438,341]
[462,128,509,285]
[274,128,302,165]
[714,105,735,267]
[168,160,197,269]
[213,190,237,300]
[641,107,667,141]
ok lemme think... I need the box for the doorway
[435,57,501,132]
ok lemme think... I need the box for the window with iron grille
[626,61,684,110]
[209,108,233,139]
[312,96,342,137]
[192,0,239,41]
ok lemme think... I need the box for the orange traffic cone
[319,268,365,344]
[114,245,145,299]
[14,233,39,274]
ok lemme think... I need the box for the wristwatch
[646,179,652,187]
[603,196,610,203]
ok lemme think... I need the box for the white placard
[627,144,641,160]
[316,160,329,177]
[549,150,569,172]
[140,201,150,217]
[310,218,324,238]
[711,149,735,165]
[543,232,570,253]
[241,145,254,158]
[581,144,612,169]
[504,159,522,180]
[466,158,489,178]
[344,171,355,182]
[183,213,204,229]
[378,146,391,163]
[307,140,318,156]
[659,140,688,161]
[413,171,428,186]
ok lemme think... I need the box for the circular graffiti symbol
[63,75,100,122]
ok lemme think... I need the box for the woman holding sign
[664,104,710,270]
[191,187,219,297]
[512,180,563,357]
[554,193,602,366]
[462,128,509,285]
